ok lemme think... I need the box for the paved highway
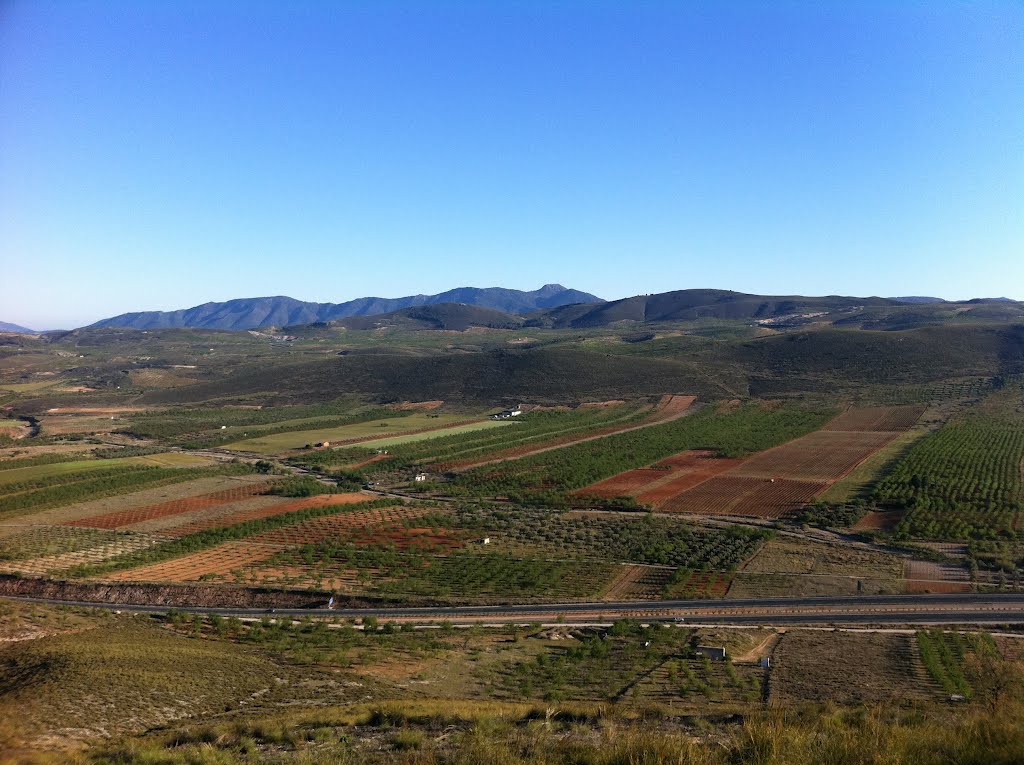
[7,593,1024,626]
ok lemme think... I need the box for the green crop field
[289,404,649,470]
[875,386,1024,540]
[225,412,485,453]
[445,402,832,505]
[0,452,211,486]
[353,418,513,448]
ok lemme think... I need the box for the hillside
[89,284,601,330]
[0,321,36,333]
[325,303,524,331]
[527,289,1024,330]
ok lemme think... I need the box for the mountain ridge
[0,321,37,333]
[90,284,602,331]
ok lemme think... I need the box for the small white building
[414,473,429,482]
[491,406,524,420]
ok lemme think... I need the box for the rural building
[695,645,727,662]
[491,406,523,420]
[414,473,428,482]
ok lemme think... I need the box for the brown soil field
[850,509,904,532]
[162,493,377,537]
[345,525,466,552]
[728,430,897,482]
[664,570,733,598]
[239,564,381,591]
[585,405,921,519]
[904,580,972,594]
[600,564,673,601]
[119,496,287,535]
[659,476,825,518]
[250,505,428,546]
[769,631,932,704]
[103,541,284,582]
[0,476,266,533]
[63,482,277,530]
[822,404,926,432]
[903,559,971,593]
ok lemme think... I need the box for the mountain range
[0,321,36,333]
[89,284,601,331]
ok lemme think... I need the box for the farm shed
[695,645,727,662]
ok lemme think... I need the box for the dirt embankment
[0,574,387,609]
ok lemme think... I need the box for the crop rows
[875,389,1024,540]
[0,464,256,521]
[436,506,770,570]
[63,480,276,530]
[660,476,826,518]
[291,403,651,471]
[437,395,696,471]
[577,407,917,518]
[823,405,925,432]
[158,493,372,536]
[249,505,429,546]
[446,403,831,504]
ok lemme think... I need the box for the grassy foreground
[17,700,1024,764]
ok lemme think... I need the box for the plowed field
[159,493,372,536]
[660,476,826,518]
[250,505,429,546]
[823,405,925,432]
[578,405,922,518]
[104,541,283,582]
[63,482,276,530]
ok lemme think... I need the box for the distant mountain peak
[0,321,36,333]
[89,285,603,331]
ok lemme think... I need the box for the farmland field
[225,412,482,453]
[445,402,831,504]
[0,452,211,487]
[874,387,1024,540]
[576,405,923,518]
[353,418,512,448]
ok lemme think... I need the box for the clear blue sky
[2,1,1021,329]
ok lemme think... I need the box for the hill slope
[90,285,602,331]
[0,321,36,333]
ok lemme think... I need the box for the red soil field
[635,457,744,505]
[823,405,926,433]
[345,525,466,551]
[250,505,430,546]
[851,510,904,532]
[63,482,276,530]
[659,476,826,518]
[729,430,897,483]
[583,405,924,519]
[674,571,733,598]
[159,492,372,537]
[904,580,972,594]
